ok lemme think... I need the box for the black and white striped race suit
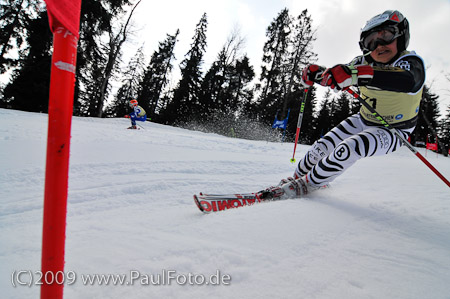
[295,50,425,186]
[295,114,413,185]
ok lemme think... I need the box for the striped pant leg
[306,121,412,186]
[296,114,363,178]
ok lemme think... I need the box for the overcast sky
[130,0,450,114]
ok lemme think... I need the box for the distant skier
[125,99,147,129]
[262,10,425,199]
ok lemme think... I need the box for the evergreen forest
[1,1,449,155]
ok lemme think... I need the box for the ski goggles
[360,26,401,51]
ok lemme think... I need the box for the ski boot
[257,175,327,200]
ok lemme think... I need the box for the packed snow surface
[1,108,450,298]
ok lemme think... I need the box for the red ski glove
[301,64,327,87]
[319,64,374,91]
[124,115,130,118]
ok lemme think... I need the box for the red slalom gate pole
[41,28,78,299]
[345,87,450,188]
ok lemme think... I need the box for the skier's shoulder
[392,50,425,71]
[135,105,146,116]
[395,50,423,61]
[349,51,424,76]
[348,55,366,65]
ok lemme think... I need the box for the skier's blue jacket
[129,105,147,125]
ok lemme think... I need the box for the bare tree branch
[97,0,142,117]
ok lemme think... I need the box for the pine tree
[333,92,351,124]
[199,62,222,117]
[311,89,332,141]
[349,94,361,115]
[256,8,317,143]
[257,8,318,120]
[315,99,331,137]
[74,0,132,116]
[438,104,450,156]
[282,9,317,117]
[0,0,41,74]
[413,85,440,146]
[199,31,240,116]
[439,73,450,156]
[196,29,257,137]
[236,56,258,119]
[105,44,146,117]
[81,0,140,117]
[2,10,52,112]
[161,13,208,124]
[229,56,255,114]
[257,8,291,123]
[138,30,179,121]
[199,29,254,119]
[3,1,134,113]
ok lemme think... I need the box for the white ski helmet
[359,10,409,54]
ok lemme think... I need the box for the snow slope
[1,108,450,299]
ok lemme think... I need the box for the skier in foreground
[261,10,426,200]
[125,99,147,129]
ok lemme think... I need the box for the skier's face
[369,38,398,63]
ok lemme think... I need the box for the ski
[194,192,273,213]
[194,184,331,213]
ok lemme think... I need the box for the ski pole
[344,87,450,188]
[291,88,308,163]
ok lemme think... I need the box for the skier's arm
[368,56,425,93]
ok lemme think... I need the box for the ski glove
[301,64,327,87]
[319,64,374,92]
[124,115,130,118]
